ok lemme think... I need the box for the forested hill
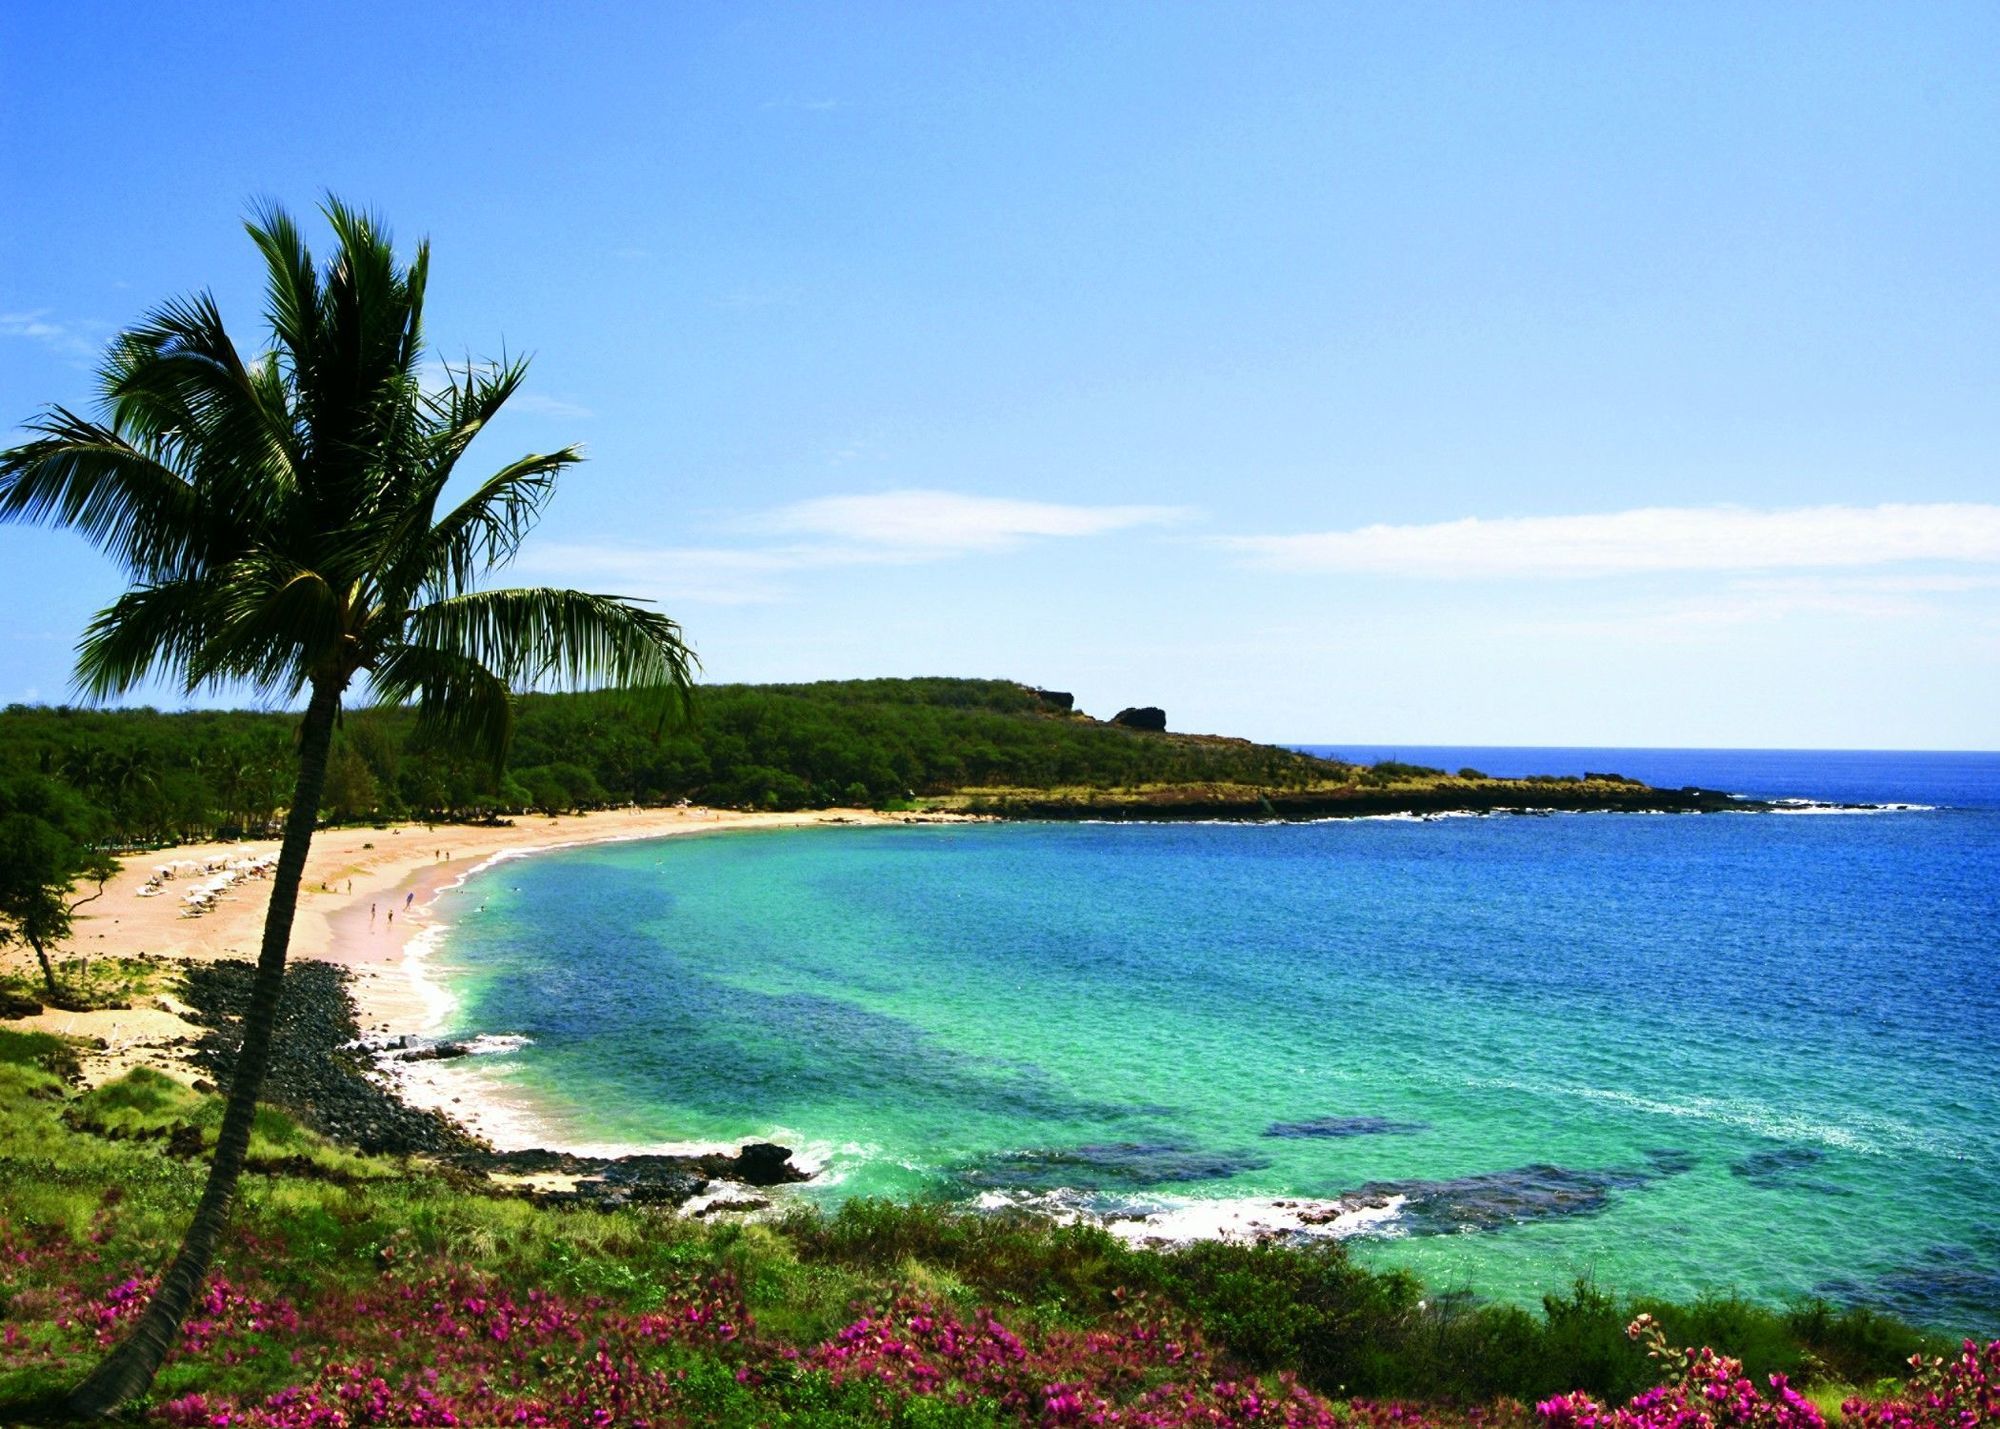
[0,679,1322,842]
[0,677,1735,846]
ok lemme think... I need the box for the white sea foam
[963,1188,1410,1246]
[1764,798,1935,815]
[397,919,460,1038]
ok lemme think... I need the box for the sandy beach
[2,805,920,1094]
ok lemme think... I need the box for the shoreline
[0,805,956,1101]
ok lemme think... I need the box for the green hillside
[0,679,1325,841]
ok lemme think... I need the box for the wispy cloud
[526,489,1194,603]
[1,308,102,361]
[507,391,595,421]
[527,544,802,605]
[1227,503,2000,578]
[757,489,1190,554]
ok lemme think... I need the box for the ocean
[417,749,2000,1332]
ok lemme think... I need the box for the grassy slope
[0,1030,1951,1426]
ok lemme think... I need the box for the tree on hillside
[0,771,115,1005]
[0,198,696,1418]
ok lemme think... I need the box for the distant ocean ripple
[427,748,2000,1333]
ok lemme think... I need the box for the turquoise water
[428,751,2000,1332]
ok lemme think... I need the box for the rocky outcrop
[183,960,472,1157]
[968,781,1764,821]
[1111,706,1167,732]
[1028,687,1075,712]
[466,1142,811,1210]
[180,960,813,1214]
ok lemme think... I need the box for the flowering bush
[1536,1315,1825,1429]
[8,1209,1998,1429]
[1537,1317,2000,1429]
[799,1294,1344,1425]
[1839,1337,2000,1429]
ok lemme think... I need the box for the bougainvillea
[1838,1337,2000,1429]
[7,1215,1998,1429]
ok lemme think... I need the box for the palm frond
[73,580,219,700]
[399,449,579,602]
[245,201,320,383]
[423,353,531,485]
[102,290,300,512]
[195,554,343,694]
[0,410,229,579]
[402,587,697,719]
[367,642,515,768]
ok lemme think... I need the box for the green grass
[0,954,179,1013]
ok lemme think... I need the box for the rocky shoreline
[182,959,811,1212]
[961,781,1775,821]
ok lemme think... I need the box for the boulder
[1111,706,1167,732]
[729,1141,808,1186]
[1030,688,1075,712]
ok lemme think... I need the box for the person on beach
[370,903,376,926]
[404,891,414,910]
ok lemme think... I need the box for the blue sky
[3,2,1996,747]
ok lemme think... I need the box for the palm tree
[0,198,696,1417]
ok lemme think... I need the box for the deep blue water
[427,749,2000,1332]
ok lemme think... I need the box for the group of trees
[0,677,1343,843]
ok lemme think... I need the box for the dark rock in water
[731,1141,805,1186]
[1730,1145,1848,1194]
[964,1141,1269,1191]
[563,1170,708,1209]
[465,1142,809,1209]
[1264,1115,1429,1140]
[1642,1148,1700,1176]
[389,1039,473,1062]
[1339,1156,1693,1235]
[1111,706,1167,732]
[1817,1245,2000,1329]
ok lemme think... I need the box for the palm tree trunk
[65,679,342,1419]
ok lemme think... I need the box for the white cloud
[759,488,1190,554]
[1228,503,2000,578]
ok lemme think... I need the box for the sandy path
[2,806,924,1088]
